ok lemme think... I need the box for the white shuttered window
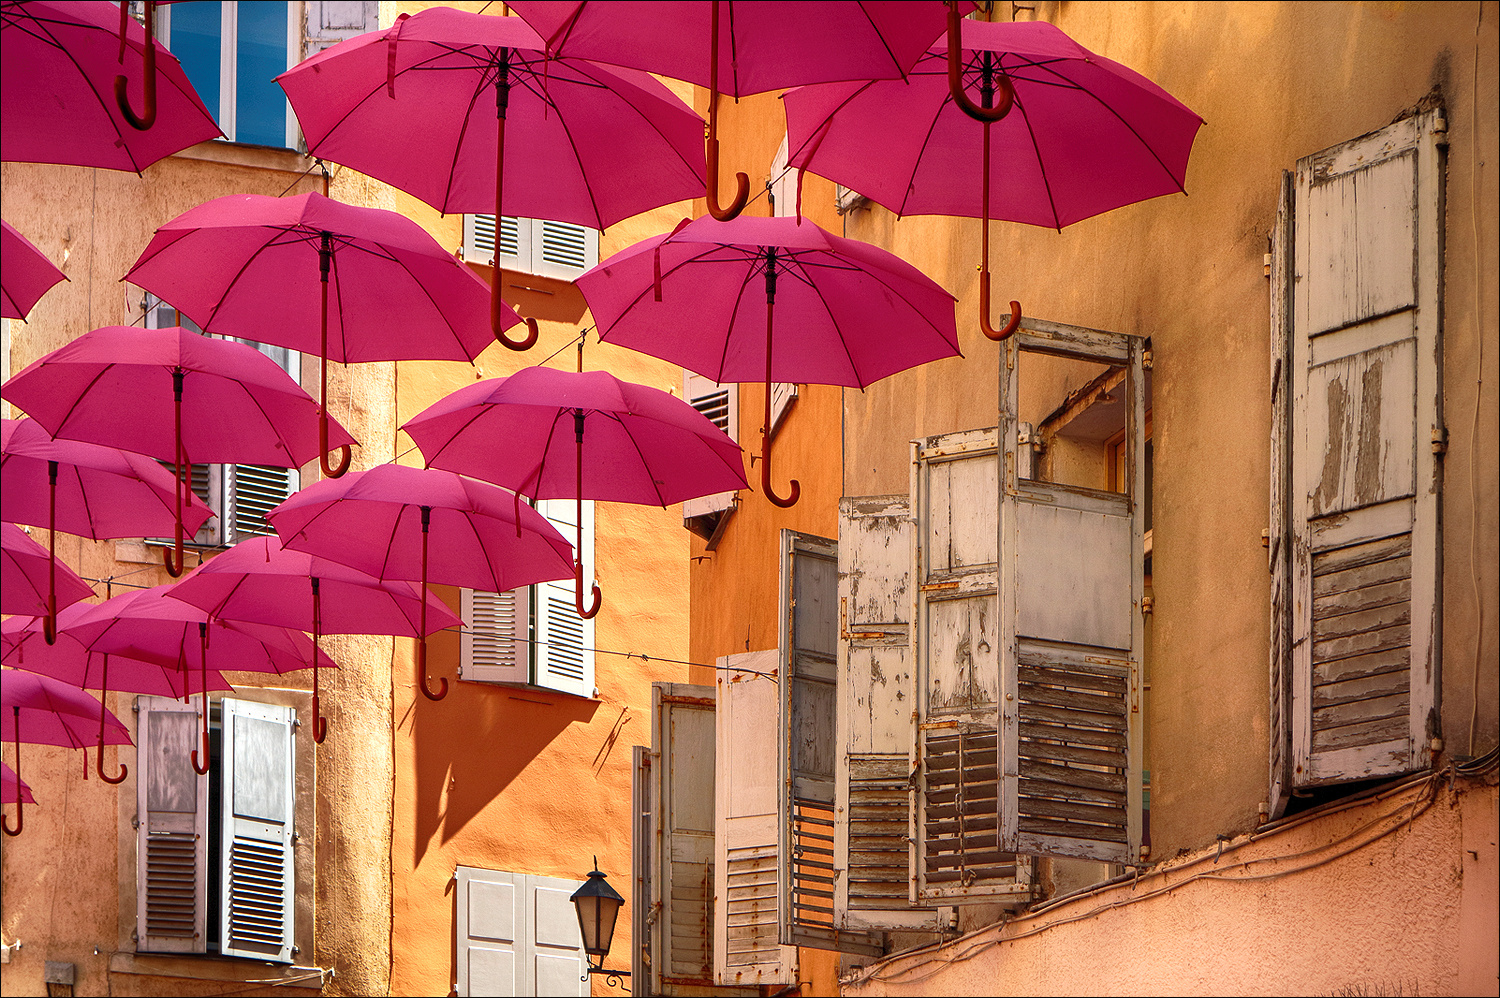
[463,214,600,281]
[455,867,589,997]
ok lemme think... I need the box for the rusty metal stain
[920,581,960,591]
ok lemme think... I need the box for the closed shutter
[302,1,377,56]
[463,216,598,280]
[997,321,1144,865]
[715,652,796,987]
[457,866,523,997]
[136,695,208,955]
[911,428,1025,902]
[534,498,594,697]
[1268,169,1296,820]
[219,698,295,962]
[836,496,941,934]
[152,462,221,547]
[465,214,522,267]
[526,874,590,997]
[460,587,529,684]
[1290,111,1444,787]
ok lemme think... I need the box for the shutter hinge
[1141,595,1154,615]
[1261,528,1271,549]
[1142,349,1153,371]
[131,814,140,830]
[1263,252,1273,277]
[1431,426,1448,455]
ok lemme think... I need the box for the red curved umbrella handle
[115,1,158,131]
[574,418,601,619]
[417,507,448,701]
[319,415,352,479]
[317,238,352,478]
[3,709,21,836]
[946,3,1015,124]
[760,252,799,507]
[311,578,328,743]
[164,374,187,578]
[705,2,748,222]
[489,57,537,352]
[976,118,1022,342]
[190,623,211,774]
[98,656,128,784]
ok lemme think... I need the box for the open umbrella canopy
[4,613,234,700]
[1,762,34,806]
[0,0,221,172]
[1,667,131,749]
[1,220,68,320]
[1,522,93,618]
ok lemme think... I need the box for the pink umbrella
[267,464,574,701]
[1,762,34,806]
[2,220,69,320]
[579,214,959,506]
[0,0,220,173]
[511,1,967,220]
[402,364,747,617]
[0,325,357,576]
[277,6,705,349]
[2,522,93,619]
[1,667,131,835]
[786,17,1204,338]
[3,417,213,640]
[124,192,521,477]
[167,536,462,742]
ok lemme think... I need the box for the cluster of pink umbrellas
[2,0,1201,835]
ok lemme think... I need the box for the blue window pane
[171,2,222,127]
[235,1,289,148]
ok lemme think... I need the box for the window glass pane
[235,1,289,147]
[171,1,223,125]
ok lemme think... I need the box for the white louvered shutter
[1268,170,1296,820]
[460,587,529,684]
[836,496,942,934]
[456,866,523,997]
[136,695,208,954]
[302,1,378,56]
[219,698,295,962]
[715,653,796,987]
[463,216,597,280]
[465,214,522,268]
[1289,111,1444,787]
[224,463,295,544]
[534,498,594,697]
[997,320,1145,866]
[683,370,740,525]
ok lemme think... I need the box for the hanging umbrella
[510,0,967,220]
[60,586,335,776]
[1,667,131,835]
[124,191,520,477]
[4,607,234,784]
[2,522,93,619]
[3,417,213,640]
[276,5,705,349]
[2,220,69,320]
[267,464,574,701]
[1,762,34,806]
[785,16,1204,338]
[402,362,747,618]
[0,0,220,173]
[0,325,356,576]
[578,214,959,506]
[167,535,462,742]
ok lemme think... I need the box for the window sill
[108,952,326,987]
[171,139,316,176]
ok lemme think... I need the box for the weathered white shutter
[525,874,590,996]
[836,496,942,934]
[460,587,529,684]
[911,428,1026,902]
[465,214,522,267]
[136,695,208,955]
[1268,170,1296,820]
[1290,111,1444,787]
[302,1,377,56]
[997,320,1145,865]
[534,498,594,697]
[715,653,796,987]
[219,697,295,962]
[631,745,651,989]
[457,866,523,997]
[223,464,295,544]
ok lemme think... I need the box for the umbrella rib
[608,412,670,508]
[715,257,762,384]
[200,235,293,333]
[541,93,607,230]
[853,2,906,81]
[786,256,865,388]
[594,243,735,336]
[441,64,497,215]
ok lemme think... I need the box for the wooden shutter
[136,695,208,954]
[1269,170,1296,820]
[465,214,522,267]
[224,464,295,544]
[715,652,796,987]
[302,1,377,56]
[526,874,590,997]
[998,320,1144,865]
[911,429,1026,902]
[460,587,529,684]
[631,745,651,989]
[534,498,594,697]
[456,866,523,997]
[219,697,295,962]
[1290,111,1444,787]
[836,496,942,934]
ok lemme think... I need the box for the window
[134,696,298,962]
[1267,110,1444,816]
[462,214,600,281]
[459,498,595,698]
[155,1,377,149]
[454,867,588,997]
[142,296,300,548]
[683,369,739,544]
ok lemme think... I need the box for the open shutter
[526,874,590,997]
[302,1,377,56]
[836,496,942,934]
[631,745,651,989]
[1269,170,1296,820]
[460,587,529,684]
[715,652,796,987]
[136,695,208,954]
[683,371,740,537]
[224,464,295,544]
[534,221,600,278]
[911,428,1027,902]
[464,214,522,267]
[1290,111,1444,787]
[534,498,594,697]
[457,866,523,997]
[219,697,295,962]
[998,320,1144,865]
